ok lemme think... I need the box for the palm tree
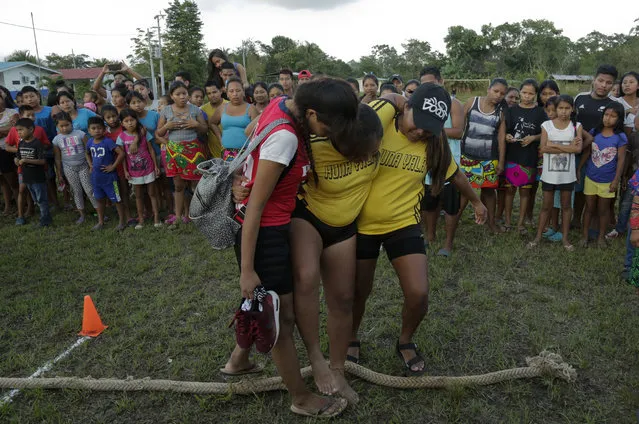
[5,49,37,63]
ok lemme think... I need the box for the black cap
[390,74,403,83]
[407,83,451,134]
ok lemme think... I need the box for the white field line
[0,336,91,406]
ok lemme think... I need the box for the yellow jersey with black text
[201,100,228,158]
[300,135,379,227]
[358,99,457,235]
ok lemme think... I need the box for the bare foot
[310,356,337,395]
[221,345,254,375]
[331,366,359,405]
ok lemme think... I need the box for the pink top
[116,131,155,178]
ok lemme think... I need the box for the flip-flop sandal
[526,241,538,249]
[290,397,348,418]
[548,232,563,242]
[219,363,264,377]
[437,249,451,258]
[346,340,360,364]
[518,227,528,235]
[396,341,426,377]
[563,244,575,251]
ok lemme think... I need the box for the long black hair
[0,85,17,109]
[594,102,626,135]
[56,91,77,110]
[293,78,359,182]
[620,71,639,97]
[207,49,227,88]
[538,80,560,107]
[119,108,146,140]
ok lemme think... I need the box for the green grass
[1,202,638,424]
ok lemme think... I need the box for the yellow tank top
[357,99,458,235]
[201,100,228,158]
[300,135,379,227]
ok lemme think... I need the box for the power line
[0,20,134,37]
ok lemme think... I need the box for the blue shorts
[93,180,121,202]
[554,190,575,208]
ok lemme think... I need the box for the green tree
[444,26,490,77]
[5,49,37,63]
[128,28,158,78]
[163,0,207,84]
[45,53,91,69]
[229,39,264,82]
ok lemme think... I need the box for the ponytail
[426,130,453,196]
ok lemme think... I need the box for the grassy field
[0,198,638,424]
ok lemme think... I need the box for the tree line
[5,0,639,87]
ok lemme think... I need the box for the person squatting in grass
[349,84,488,376]
[529,95,593,250]
[222,78,360,418]
[578,102,627,248]
[52,112,97,225]
[85,116,126,231]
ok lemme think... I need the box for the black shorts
[292,199,357,248]
[357,224,425,261]
[234,224,293,295]
[541,181,574,192]
[421,183,460,215]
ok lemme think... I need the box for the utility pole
[72,49,76,68]
[146,30,158,99]
[30,13,42,90]
[154,12,166,95]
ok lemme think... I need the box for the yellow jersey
[301,135,379,227]
[358,99,458,235]
[201,100,228,158]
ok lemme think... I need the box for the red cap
[298,70,312,79]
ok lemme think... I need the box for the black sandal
[346,340,360,364]
[396,341,425,377]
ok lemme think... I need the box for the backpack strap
[227,118,293,176]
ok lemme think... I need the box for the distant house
[50,68,106,92]
[550,74,594,83]
[0,61,59,96]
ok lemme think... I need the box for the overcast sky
[2,0,637,68]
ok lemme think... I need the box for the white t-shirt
[0,109,18,149]
[618,97,636,130]
[241,129,298,183]
[541,120,581,185]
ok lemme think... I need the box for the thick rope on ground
[0,350,576,394]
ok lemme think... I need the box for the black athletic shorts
[292,199,357,248]
[421,183,460,215]
[234,224,293,295]
[541,181,574,192]
[356,224,425,261]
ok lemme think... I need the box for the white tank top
[540,120,581,185]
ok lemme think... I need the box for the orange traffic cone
[78,295,108,337]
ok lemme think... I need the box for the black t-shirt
[574,92,617,132]
[505,105,547,167]
[17,139,46,184]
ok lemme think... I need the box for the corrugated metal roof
[0,61,59,74]
[550,74,594,81]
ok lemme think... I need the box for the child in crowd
[85,116,126,231]
[52,112,97,224]
[83,90,99,106]
[580,102,627,247]
[5,105,51,223]
[502,79,546,234]
[14,118,51,226]
[157,95,170,112]
[529,95,591,250]
[102,105,134,225]
[117,109,161,229]
[189,86,205,108]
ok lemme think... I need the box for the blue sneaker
[542,228,556,238]
[548,232,563,242]
[15,217,26,226]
